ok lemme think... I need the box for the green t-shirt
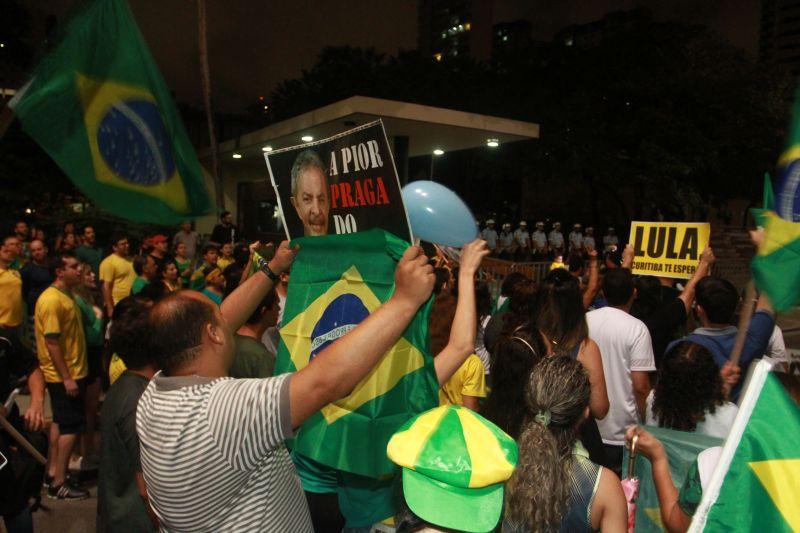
[75,294,104,348]
[228,334,275,379]
[131,277,149,295]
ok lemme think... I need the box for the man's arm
[678,247,715,313]
[44,336,78,397]
[289,246,434,428]
[102,281,115,317]
[631,371,651,421]
[135,472,159,528]
[220,241,297,331]
[434,239,489,386]
[621,243,635,270]
[23,367,45,431]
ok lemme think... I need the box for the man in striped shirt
[136,241,436,531]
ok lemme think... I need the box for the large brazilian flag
[8,0,212,223]
[275,229,439,477]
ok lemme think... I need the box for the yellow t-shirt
[217,257,235,272]
[99,254,136,304]
[439,354,487,407]
[0,267,23,327]
[35,286,88,383]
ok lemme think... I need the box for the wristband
[257,257,280,282]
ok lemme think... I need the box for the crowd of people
[0,208,797,533]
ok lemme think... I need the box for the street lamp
[232,153,242,159]
[301,135,313,142]
[430,148,444,180]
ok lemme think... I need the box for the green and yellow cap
[387,405,518,533]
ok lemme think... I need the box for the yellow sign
[629,221,710,279]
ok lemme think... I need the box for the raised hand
[459,239,490,276]
[269,241,299,274]
[394,246,435,307]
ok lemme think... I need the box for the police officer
[548,222,565,258]
[531,221,548,260]
[513,221,530,262]
[603,227,619,251]
[568,223,584,254]
[498,223,514,260]
[481,219,499,255]
[584,226,596,252]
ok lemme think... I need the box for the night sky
[26,0,759,114]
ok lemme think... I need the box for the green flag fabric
[275,229,439,477]
[623,427,723,532]
[9,0,212,224]
[690,361,800,532]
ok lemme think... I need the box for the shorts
[46,378,87,434]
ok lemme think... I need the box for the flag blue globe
[309,293,370,361]
[777,159,800,222]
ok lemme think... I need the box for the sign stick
[0,412,47,465]
[729,279,756,367]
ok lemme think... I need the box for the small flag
[8,0,212,223]
[274,229,439,477]
[623,426,723,532]
[690,361,800,532]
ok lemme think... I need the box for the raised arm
[434,239,489,386]
[289,246,434,428]
[625,427,691,533]
[678,247,715,313]
[220,241,296,332]
[582,248,600,309]
[621,243,635,270]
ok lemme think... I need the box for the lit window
[232,153,242,159]
[503,36,508,42]
[465,22,471,30]
[434,52,442,61]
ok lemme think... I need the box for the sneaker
[43,474,54,488]
[47,482,89,501]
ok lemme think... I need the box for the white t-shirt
[765,325,788,369]
[645,391,738,439]
[586,306,656,445]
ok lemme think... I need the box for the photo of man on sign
[629,221,711,278]
[290,150,330,236]
[265,120,411,242]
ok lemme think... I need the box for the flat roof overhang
[205,95,539,171]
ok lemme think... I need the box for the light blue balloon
[401,181,477,246]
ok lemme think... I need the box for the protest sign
[265,120,411,242]
[629,221,710,279]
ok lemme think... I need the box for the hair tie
[510,336,536,356]
[534,410,552,426]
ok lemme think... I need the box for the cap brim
[403,468,503,533]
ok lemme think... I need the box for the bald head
[149,291,218,374]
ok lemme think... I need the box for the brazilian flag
[8,0,212,223]
[275,229,439,477]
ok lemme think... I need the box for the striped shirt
[136,372,312,532]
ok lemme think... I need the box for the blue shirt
[666,310,775,401]
[201,288,223,306]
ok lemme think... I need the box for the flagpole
[729,279,756,367]
[198,0,224,212]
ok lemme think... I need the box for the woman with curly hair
[647,342,738,438]
[504,356,627,532]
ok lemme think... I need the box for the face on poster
[265,120,412,242]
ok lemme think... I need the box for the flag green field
[690,362,800,532]
[274,229,439,477]
[9,0,212,223]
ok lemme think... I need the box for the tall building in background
[418,0,493,60]
[760,0,800,73]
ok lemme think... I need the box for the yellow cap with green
[387,405,517,533]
